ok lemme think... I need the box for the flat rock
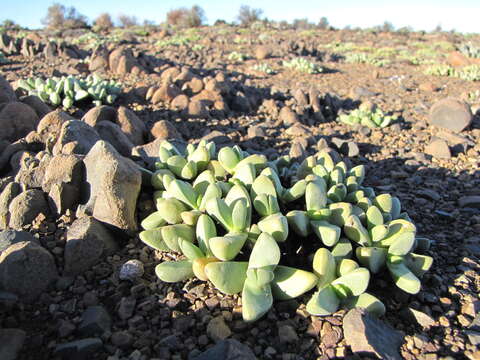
[82,141,141,233]
[343,308,404,360]
[8,189,49,230]
[192,339,256,360]
[401,308,436,330]
[429,98,473,133]
[424,139,451,159]
[0,328,26,360]
[54,338,103,360]
[64,216,117,275]
[0,241,58,302]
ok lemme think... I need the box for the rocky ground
[0,25,479,360]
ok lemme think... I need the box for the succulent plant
[140,140,433,322]
[17,74,121,109]
[228,51,247,62]
[283,57,323,74]
[251,63,275,74]
[338,104,397,128]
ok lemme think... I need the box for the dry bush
[94,13,114,30]
[166,5,205,28]
[118,14,138,28]
[41,3,88,29]
[237,5,263,27]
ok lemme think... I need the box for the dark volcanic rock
[0,328,26,360]
[78,306,112,336]
[192,339,256,360]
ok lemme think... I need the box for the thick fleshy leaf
[253,194,280,217]
[156,198,187,224]
[331,237,353,262]
[342,293,386,317]
[306,285,340,316]
[366,206,384,230]
[344,215,371,246]
[141,211,167,230]
[205,261,248,294]
[181,160,198,180]
[370,224,388,242]
[251,175,277,199]
[198,183,222,211]
[242,277,273,322]
[311,220,341,247]
[188,146,210,171]
[161,224,195,252]
[209,233,248,261]
[257,213,289,242]
[231,198,249,232]
[306,181,328,212]
[178,239,204,261]
[317,151,335,172]
[349,165,365,182]
[260,167,284,196]
[312,248,336,288]
[151,169,175,190]
[388,233,416,256]
[404,253,433,278]
[232,162,256,187]
[155,260,194,282]
[208,160,228,179]
[196,214,217,255]
[328,202,353,227]
[331,267,370,299]
[166,155,187,177]
[248,232,280,269]
[356,197,372,212]
[234,154,267,174]
[336,259,359,277]
[307,208,332,221]
[246,268,275,288]
[206,197,233,231]
[168,179,198,209]
[373,194,393,214]
[297,156,317,179]
[181,210,202,226]
[387,256,421,294]
[192,170,216,196]
[379,229,415,249]
[391,196,401,219]
[356,247,387,274]
[139,230,169,251]
[286,210,310,237]
[271,265,318,300]
[281,180,307,203]
[192,257,219,281]
[346,176,359,193]
[225,184,252,226]
[327,184,347,202]
[218,147,240,174]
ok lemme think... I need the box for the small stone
[278,324,299,344]
[0,102,39,142]
[247,125,265,138]
[255,46,271,60]
[425,139,451,159]
[289,141,306,161]
[207,316,232,342]
[429,98,473,133]
[58,320,76,337]
[343,308,404,360]
[118,297,136,320]
[458,196,480,209]
[119,259,144,281]
[111,331,133,348]
[285,123,312,137]
[192,339,256,360]
[150,120,182,141]
[402,308,436,330]
[78,306,111,336]
[279,107,299,125]
[8,189,49,230]
[54,338,103,359]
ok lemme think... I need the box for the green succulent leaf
[306,285,340,316]
[312,248,336,288]
[356,247,387,274]
[344,214,371,246]
[342,292,386,317]
[331,267,370,299]
[139,229,170,251]
[242,277,273,322]
[248,232,280,269]
[155,260,194,282]
[387,256,421,294]
[271,265,318,300]
[286,210,310,237]
[161,224,195,252]
[196,214,217,255]
[404,253,433,278]
[331,237,353,262]
[168,179,198,210]
[209,233,248,261]
[257,213,289,242]
[205,261,248,294]
[311,220,341,247]
[141,211,167,230]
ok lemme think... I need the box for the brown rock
[183,77,204,94]
[447,51,471,67]
[0,182,20,229]
[37,110,74,144]
[160,67,181,84]
[20,95,51,119]
[188,100,209,118]
[207,316,232,342]
[151,84,182,104]
[116,107,146,146]
[171,94,189,111]
[419,82,437,92]
[0,241,58,302]
[145,86,158,101]
[8,189,49,230]
[255,46,271,60]
[429,98,472,133]
[116,54,135,75]
[82,105,117,127]
[0,74,16,104]
[425,139,451,159]
[95,121,134,157]
[108,48,125,73]
[53,120,101,155]
[279,106,299,125]
[150,120,182,141]
[0,102,39,142]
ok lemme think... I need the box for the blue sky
[1,0,479,33]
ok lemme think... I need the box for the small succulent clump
[458,42,480,59]
[139,140,433,322]
[283,57,323,74]
[424,64,480,81]
[345,52,390,67]
[338,104,397,128]
[228,51,247,62]
[17,75,121,109]
[251,63,275,74]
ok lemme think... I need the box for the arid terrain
[0,23,479,360]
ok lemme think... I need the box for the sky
[1,0,479,33]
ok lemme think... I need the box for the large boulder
[429,98,473,133]
[82,141,141,233]
[8,189,49,230]
[116,107,146,146]
[20,95,51,119]
[53,120,100,155]
[0,230,36,253]
[0,75,16,104]
[82,105,117,127]
[36,110,74,144]
[64,216,117,275]
[0,102,39,142]
[0,241,58,302]
[95,121,134,157]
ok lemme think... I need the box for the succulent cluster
[140,141,433,322]
[338,104,397,128]
[458,42,480,59]
[345,52,390,67]
[251,63,275,74]
[17,75,121,109]
[424,64,480,81]
[283,57,323,74]
[228,51,247,62]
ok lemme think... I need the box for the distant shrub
[1,19,20,31]
[166,5,206,28]
[318,17,329,30]
[41,3,88,30]
[118,14,138,28]
[458,42,480,59]
[237,5,263,27]
[94,13,114,31]
[228,51,247,62]
[292,18,315,30]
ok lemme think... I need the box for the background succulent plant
[338,104,397,128]
[17,74,121,109]
[282,57,323,74]
[140,140,433,322]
